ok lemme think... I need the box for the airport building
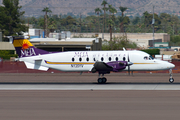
[0,31,102,52]
[29,31,102,52]
[0,29,170,52]
[73,33,170,49]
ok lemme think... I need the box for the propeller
[127,53,133,75]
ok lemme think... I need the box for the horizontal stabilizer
[24,62,49,71]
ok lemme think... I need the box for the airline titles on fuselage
[72,52,125,61]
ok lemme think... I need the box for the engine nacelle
[106,61,127,72]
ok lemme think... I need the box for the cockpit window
[149,56,154,60]
[144,56,148,60]
[144,56,154,60]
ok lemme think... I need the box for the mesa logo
[22,41,30,51]
[20,41,36,57]
[20,48,36,57]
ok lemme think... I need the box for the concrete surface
[0,90,180,120]
[0,73,180,120]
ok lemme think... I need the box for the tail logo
[21,47,36,57]
[13,39,48,57]
[22,41,30,50]
[19,40,36,57]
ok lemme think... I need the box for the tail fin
[12,36,49,58]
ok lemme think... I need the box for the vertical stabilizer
[12,36,49,58]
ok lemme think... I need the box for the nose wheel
[169,78,174,83]
[169,69,174,83]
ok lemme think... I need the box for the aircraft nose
[169,63,175,69]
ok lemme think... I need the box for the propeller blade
[128,53,130,75]
[127,53,133,75]
[128,54,130,62]
[128,65,130,75]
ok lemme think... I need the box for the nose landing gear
[169,69,174,83]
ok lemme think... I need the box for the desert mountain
[1,0,180,17]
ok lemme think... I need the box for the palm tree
[101,0,108,33]
[108,5,117,39]
[109,6,117,22]
[108,4,113,19]
[95,8,102,33]
[108,19,114,41]
[119,6,127,33]
[143,11,149,32]
[42,7,52,37]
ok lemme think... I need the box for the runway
[0,72,179,84]
[1,83,180,90]
[0,73,180,120]
[0,72,180,90]
[1,90,180,120]
[0,73,180,90]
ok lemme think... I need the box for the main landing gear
[97,74,107,84]
[169,69,174,83]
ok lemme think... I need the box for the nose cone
[160,61,175,70]
[169,63,175,69]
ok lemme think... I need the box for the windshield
[144,56,154,60]
[149,55,154,60]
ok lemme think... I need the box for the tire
[98,78,103,84]
[169,78,174,83]
[102,77,107,84]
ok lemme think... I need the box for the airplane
[11,36,175,84]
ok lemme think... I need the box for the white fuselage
[19,50,175,72]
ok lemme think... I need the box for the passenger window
[109,57,111,61]
[101,57,104,61]
[79,58,82,62]
[72,58,75,62]
[86,57,89,62]
[115,57,118,61]
[93,58,96,61]
[123,57,126,61]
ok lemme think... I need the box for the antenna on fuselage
[123,47,126,51]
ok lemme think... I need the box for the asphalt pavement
[0,73,180,120]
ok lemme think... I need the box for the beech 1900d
[11,36,175,84]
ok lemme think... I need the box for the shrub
[102,36,138,50]
[141,49,160,56]
[0,50,18,60]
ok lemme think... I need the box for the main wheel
[102,77,107,84]
[98,78,103,84]
[169,78,174,83]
